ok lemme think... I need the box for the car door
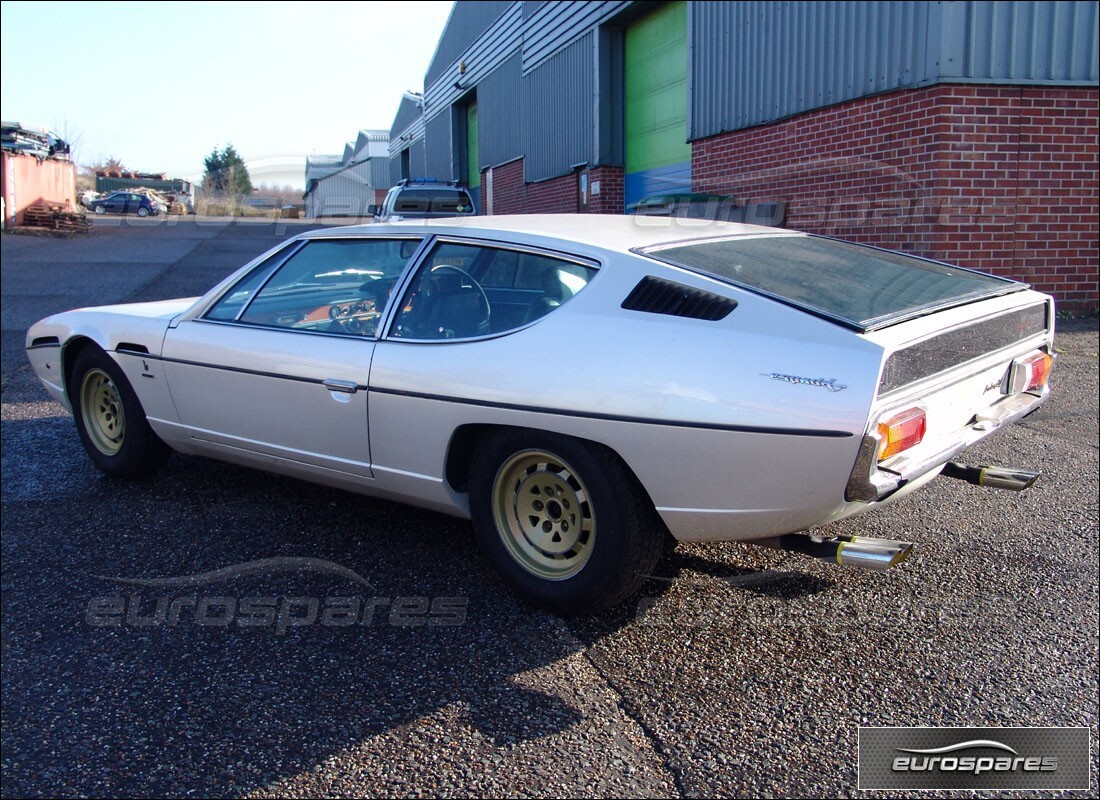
[105,193,125,213]
[366,239,600,494]
[161,236,424,482]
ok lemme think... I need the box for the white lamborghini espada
[26,215,1054,614]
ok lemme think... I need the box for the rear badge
[764,373,846,392]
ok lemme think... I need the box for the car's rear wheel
[94,205,106,215]
[137,206,150,217]
[70,346,169,478]
[469,429,664,615]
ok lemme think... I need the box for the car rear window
[394,190,474,214]
[642,235,1021,331]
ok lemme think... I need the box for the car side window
[390,242,598,340]
[204,247,292,321]
[207,238,421,336]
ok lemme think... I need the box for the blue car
[88,192,160,217]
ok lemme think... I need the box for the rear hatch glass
[640,234,1023,331]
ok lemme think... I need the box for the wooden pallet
[22,203,92,233]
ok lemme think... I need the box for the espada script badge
[764,372,847,392]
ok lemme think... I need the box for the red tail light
[877,407,926,461]
[1011,351,1052,394]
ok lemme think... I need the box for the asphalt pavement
[2,217,1097,797]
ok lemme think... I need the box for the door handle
[322,379,358,394]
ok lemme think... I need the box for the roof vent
[621,276,736,321]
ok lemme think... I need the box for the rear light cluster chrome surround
[846,345,1053,504]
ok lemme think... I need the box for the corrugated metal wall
[409,140,427,179]
[398,0,1098,195]
[478,51,525,168]
[691,0,1099,141]
[2,152,76,226]
[424,113,454,181]
[939,0,1099,83]
[370,157,390,190]
[425,1,514,87]
[521,0,630,73]
[422,4,523,131]
[690,1,938,140]
[95,177,191,194]
[523,33,594,183]
[388,137,428,186]
[307,160,375,217]
[390,96,422,139]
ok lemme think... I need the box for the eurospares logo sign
[858,727,1091,790]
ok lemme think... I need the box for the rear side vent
[622,276,737,321]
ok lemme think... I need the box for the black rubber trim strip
[127,353,368,390]
[27,340,61,350]
[121,353,852,438]
[368,386,853,438]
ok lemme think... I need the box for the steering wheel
[417,264,491,338]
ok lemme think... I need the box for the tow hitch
[941,462,1040,491]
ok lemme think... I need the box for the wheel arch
[61,336,103,402]
[444,423,661,513]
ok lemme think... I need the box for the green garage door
[625,1,690,208]
[466,101,479,189]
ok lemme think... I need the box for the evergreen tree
[202,144,253,195]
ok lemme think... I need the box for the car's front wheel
[94,205,106,215]
[469,429,664,615]
[70,346,169,479]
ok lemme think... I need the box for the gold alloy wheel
[491,449,596,580]
[80,368,125,456]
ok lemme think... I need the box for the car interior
[209,239,597,341]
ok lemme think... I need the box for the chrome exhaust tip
[836,537,913,571]
[764,534,913,572]
[941,462,1040,491]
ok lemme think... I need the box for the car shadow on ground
[1,416,629,796]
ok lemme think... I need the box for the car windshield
[642,234,1021,331]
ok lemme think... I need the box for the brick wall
[484,159,579,214]
[484,158,526,215]
[585,166,625,213]
[692,84,1098,312]
[484,160,628,216]
[526,170,579,213]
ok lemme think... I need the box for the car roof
[394,185,468,192]
[302,214,792,252]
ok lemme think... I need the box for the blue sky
[0,1,454,188]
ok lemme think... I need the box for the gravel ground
[2,218,1097,797]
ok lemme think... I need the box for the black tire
[69,346,169,479]
[469,429,665,615]
[137,206,150,217]
[94,205,106,215]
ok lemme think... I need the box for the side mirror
[366,204,379,217]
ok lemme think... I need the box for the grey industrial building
[304,129,390,218]
[387,0,1098,311]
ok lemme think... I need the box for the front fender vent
[622,276,737,321]
[116,342,150,355]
